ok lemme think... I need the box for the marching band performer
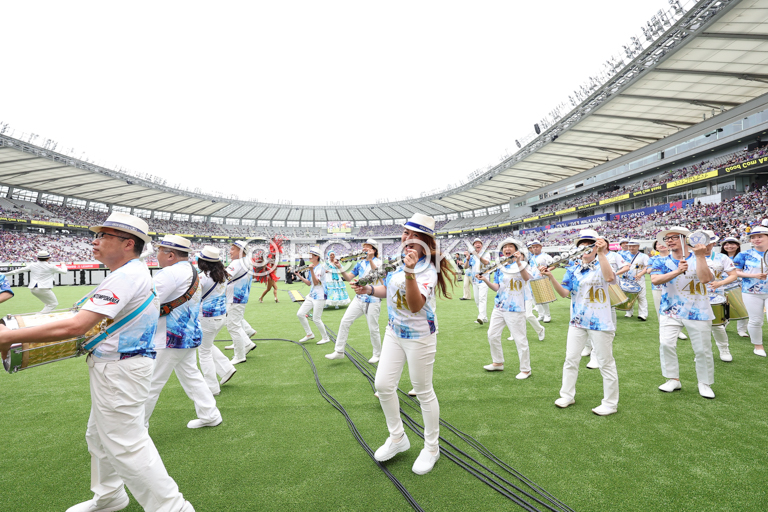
[295,247,330,344]
[0,272,13,305]
[541,229,619,416]
[326,239,383,363]
[703,231,738,362]
[649,240,688,341]
[720,236,749,337]
[650,227,716,399]
[479,238,533,379]
[225,241,258,364]
[618,238,631,263]
[144,235,222,429]
[527,240,553,323]
[467,238,490,324]
[0,212,194,512]
[351,213,454,475]
[197,246,237,395]
[733,226,768,357]
[621,240,650,321]
[2,250,68,312]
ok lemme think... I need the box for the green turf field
[1,276,766,511]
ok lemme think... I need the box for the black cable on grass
[247,337,425,512]
[325,327,574,512]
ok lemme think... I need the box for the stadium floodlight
[669,0,683,16]
[534,124,541,135]
[515,140,521,149]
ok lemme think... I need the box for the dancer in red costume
[255,236,285,303]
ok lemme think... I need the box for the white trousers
[375,330,439,451]
[535,302,551,319]
[199,316,236,395]
[524,300,545,337]
[473,281,488,321]
[659,315,714,385]
[86,355,186,512]
[743,292,768,345]
[712,323,729,353]
[227,303,255,361]
[145,348,221,425]
[487,308,529,372]
[652,289,662,317]
[31,287,58,313]
[737,318,749,334]
[560,326,618,409]
[625,282,649,318]
[462,274,472,299]
[333,298,381,357]
[297,296,328,340]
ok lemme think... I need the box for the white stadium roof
[2,0,768,222]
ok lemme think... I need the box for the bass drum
[614,280,642,312]
[709,294,729,326]
[530,277,557,305]
[723,282,748,320]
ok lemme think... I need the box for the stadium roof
[2,0,768,221]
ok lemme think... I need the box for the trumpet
[479,255,528,278]
[353,261,400,286]
[543,243,597,272]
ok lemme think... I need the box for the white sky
[1,0,677,208]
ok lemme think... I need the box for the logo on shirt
[91,290,120,306]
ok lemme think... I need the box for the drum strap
[83,287,158,353]
[160,262,200,317]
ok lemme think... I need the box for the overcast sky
[1,0,682,208]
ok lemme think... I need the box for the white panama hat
[90,212,152,245]
[627,240,641,246]
[198,246,222,262]
[309,247,322,257]
[527,239,542,247]
[703,230,720,244]
[36,250,51,259]
[576,229,600,246]
[364,238,378,247]
[656,226,691,246]
[747,226,768,237]
[156,234,193,253]
[403,213,436,238]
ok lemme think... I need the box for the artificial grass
[0,275,766,511]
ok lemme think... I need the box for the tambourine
[687,230,710,247]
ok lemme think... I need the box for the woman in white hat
[732,226,768,357]
[479,238,533,379]
[2,249,68,313]
[467,237,490,324]
[197,246,237,395]
[295,247,330,344]
[541,229,620,416]
[326,239,383,363]
[649,227,716,399]
[225,240,258,364]
[703,231,739,362]
[720,236,748,337]
[351,213,455,475]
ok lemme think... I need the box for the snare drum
[608,283,628,308]
[709,294,729,326]
[530,277,557,304]
[1,311,104,373]
[614,280,642,312]
[723,282,748,320]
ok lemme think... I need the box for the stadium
[1,0,768,511]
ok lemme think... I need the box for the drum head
[620,280,642,293]
[688,231,709,246]
[709,294,726,305]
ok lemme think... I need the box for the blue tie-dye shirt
[706,252,736,296]
[562,260,616,331]
[733,249,768,294]
[492,264,527,313]
[468,252,490,285]
[352,258,382,304]
[385,258,438,339]
[0,274,13,298]
[154,261,203,349]
[650,254,714,321]
[226,258,252,304]
[307,263,327,300]
[200,271,227,317]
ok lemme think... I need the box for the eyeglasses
[662,236,682,242]
[93,232,131,241]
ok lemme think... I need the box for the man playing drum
[650,226,716,399]
[621,240,650,321]
[2,250,68,313]
[527,240,553,323]
[0,212,194,512]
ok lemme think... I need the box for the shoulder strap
[159,262,200,317]
[202,275,222,301]
[83,286,157,352]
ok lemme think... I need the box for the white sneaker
[374,434,410,462]
[412,448,440,475]
[507,335,514,341]
[678,332,688,340]
[737,331,749,338]
[475,318,484,325]
[658,379,682,392]
[555,397,575,408]
[625,313,633,318]
[316,338,331,345]
[368,356,380,364]
[325,351,345,360]
[543,316,551,323]
[187,417,223,429]
[483,363,504,371]
[224,344,234,350]
[408,389,417,397]
[586,354,599,369]
[66,492,130,512]
[515,371,531,380]
[719,349,733,362]
[299,334,315,343]
[245,342,257,354]
[698,383,715,399]
[581,346,592,357]
[592,405,617,416]
[754,348,767,357]
[231,357,247,365]
[538,327,546,341]
[219,367,237,386]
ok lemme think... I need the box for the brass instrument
[543,243,597,272]
[479,255,528,278]
[354,260,400,286]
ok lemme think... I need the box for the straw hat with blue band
[156,234,193,253]
[36,250,51,259]
[89,212,152,245]
[198,246,222,262]
[575,229,600,246]
[721,236,740,245]
[656,226,691,247]
[309,247,322,257]
[747,226,768,237]
[403,213,436,238]
[527,239,542,247]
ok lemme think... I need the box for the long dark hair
[415,232,456,299]
[198,259,227,284]
[722,240,741,258]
